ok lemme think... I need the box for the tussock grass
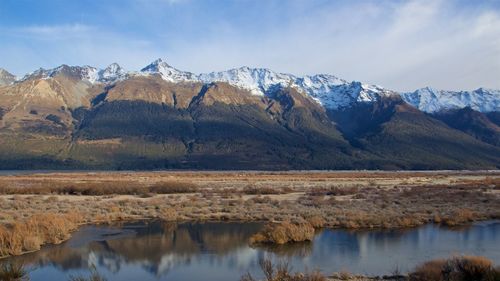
[0,212,82,257]
[0,181,197,196]
[410,256,500,281]
[250,222,315,245]
[0,262,29,281]
[242,185,293,195]
[0,171,498,258]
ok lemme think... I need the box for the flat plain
[0,170,499,258]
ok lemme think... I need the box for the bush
[305,216,325,228]
[0,181,198,196]
[250,222,315,245]
[0,262,29,281]
[410,256,499,281]
[150,181,198,194]
[0,213,82,257]
[243,185,283,195]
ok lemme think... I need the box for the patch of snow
[199,67,295,96]
[15,59,499,112]
[401,87,500,113]
[98,63,128,83]
[140,58,197,83]
[140,59,396,108]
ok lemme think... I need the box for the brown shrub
[410,259,447,281]
[443,209,475,226]
[159,207,178,221]
[0,262,29,281]
[410,256,499,281]
[149,181,198,194]
[250,222,315,245]
[243,185,283,195]
[0,212,82,257]
[307,186,359,197]
[0,181,198,196]
[305,216,325,228]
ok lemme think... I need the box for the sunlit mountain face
[0,60,498,170]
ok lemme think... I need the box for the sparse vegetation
[409,256,500,281]
[0,171,498,259]
[0,181,197,196]
[250,222,315,245]
[0,213,82,257]
[0,262,29,281]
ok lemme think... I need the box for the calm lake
[3,220,500,281]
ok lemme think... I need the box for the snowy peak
[20,65,99,83]
[140,60,396,108]
[141,58,197,82]
[198,67,397,108]
[11,60,499,113]
[19,64,129,84]
[98,63,128,83]
[0,68,16,85]
[301,80,397,109]
[401,87,500,113]
[199,67,295,96]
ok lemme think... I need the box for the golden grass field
[0,170,499,259]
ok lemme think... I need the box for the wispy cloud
[19,23,92,35]
[0,0,499,91]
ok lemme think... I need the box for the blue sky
[0,0,499,91]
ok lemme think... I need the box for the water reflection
[3,221,500,281]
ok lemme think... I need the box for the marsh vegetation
[0,171,498,258]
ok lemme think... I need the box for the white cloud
[18,23,92,36]
[1,0,499,92]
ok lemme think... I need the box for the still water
[3,220,500,281]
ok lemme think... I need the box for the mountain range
[0,59,498,170]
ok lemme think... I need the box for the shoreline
[2,217,498,261]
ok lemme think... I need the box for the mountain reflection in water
[3,221,500,281]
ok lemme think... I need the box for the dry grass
[409,256,500,281]
[243,185,292,195]
[0,171,498,258]
[0,212,82,257]
[0,262,29,281]
[250,222,315,245]
[0,181,197,196]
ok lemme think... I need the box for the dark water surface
[3,221,500,281]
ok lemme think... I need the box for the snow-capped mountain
[0,68,16,86]
[401,87,500,113]
[98,63,128,83]
[198,66,295,96]
[294,76,396,109]
[140,58,198,82]
[7,59,499,113]
[1,59,499,170]
[139,59,396,109]
[20,65,99,82]
[19,63,128,84]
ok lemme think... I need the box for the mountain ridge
[7,59,499,113]
[0,59,498,170]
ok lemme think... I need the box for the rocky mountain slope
[0,68,16,86]
[0,60,498,170]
